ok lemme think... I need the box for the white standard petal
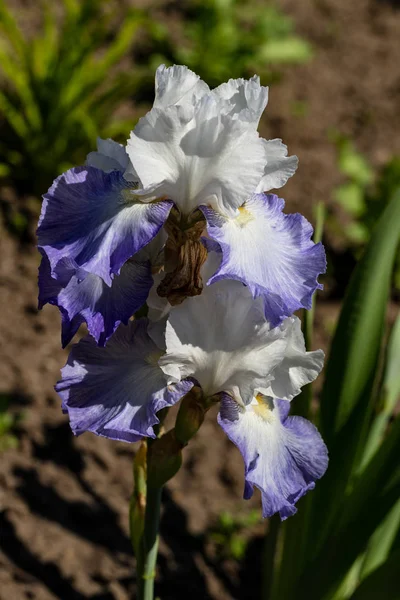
[260,317,324,400]
[154,64,209,108]
[213,75,269,127]
[86,137,139,182]
[158,280,288,403]
[127,94,268,217]
[256,139,298,192]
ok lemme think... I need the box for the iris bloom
[57,271,328,519]
[37,65,325,345]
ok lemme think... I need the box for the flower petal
[39,253,153,347]
[86,137,131,175]
[213,75,269,126]
[218,395,328,519]
[261,317,324,400]
[256,139,298,192]
[158,280,288,403]
[127,95,268,216]
[56,319,193,442]
[202,193,326,326]
[154,64,209,108]
[37,166,172,285]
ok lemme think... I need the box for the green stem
[139,483,162,600]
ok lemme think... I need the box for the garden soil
[1,0,400,598]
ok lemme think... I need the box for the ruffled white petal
[154,64,209,108]
[213,75,269,127]
[256,139,298,192]
[127,95,268,216]
[158,280,288,403]
[260,317,324,400]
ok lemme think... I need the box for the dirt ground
[1,0,400,598]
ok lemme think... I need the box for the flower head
[40,64,328,520]
[127,65,297,217]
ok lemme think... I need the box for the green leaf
[299,417,400,599]
[321,189,400,442]
[382,313,400,411]
[361,312,400,469]
[259,37,313,64]
[334,182,366,217]
[344,221,370,245]
[0,0,28,61]
[338,141,373,186]
[359,499,400,579]
[349,549,400,600]
[308,189,400,566]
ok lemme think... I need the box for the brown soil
[1,0,400,599]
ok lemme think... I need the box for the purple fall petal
[218,395,328,520]
[56,319,193,442]
[37,166,172,285]
[38,253,153,347]
[201,194,326,326]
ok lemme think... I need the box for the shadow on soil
[2,421,262,599]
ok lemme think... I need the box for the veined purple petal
[56,319,193,442]
[37,166,172,285]
[201,194,326,326]
[218,395,328,520]
[38,253,153,347]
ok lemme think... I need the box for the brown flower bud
[157,208,207,305]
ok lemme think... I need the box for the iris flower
[37,65,325,345]
[57,271,327,518]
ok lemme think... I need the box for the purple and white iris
[38,64,328,519]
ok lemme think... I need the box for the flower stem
[140,483,162,600]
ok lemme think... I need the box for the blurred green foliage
[144,0,313,89]
[0,394,22,452]
[0,0,312,202]
[264,190,400,600]
[328,134,400,290]
[208,509,260,560]
[0,0,144,196]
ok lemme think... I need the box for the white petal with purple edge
[202,194,326,326]
[56,319,193,442]
[158,280,288,403]
[38,253,153,347]
[127,95,268,217]
[37,166,172,285]
[218,395,328,519]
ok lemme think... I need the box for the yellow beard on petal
[235,206,255,227]
[252,393,275,423]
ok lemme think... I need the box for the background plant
[0,0,144,196]
[327,133,400,291]
[262,190,400,600]
[0,393,22,452]
[137,0,313,89]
